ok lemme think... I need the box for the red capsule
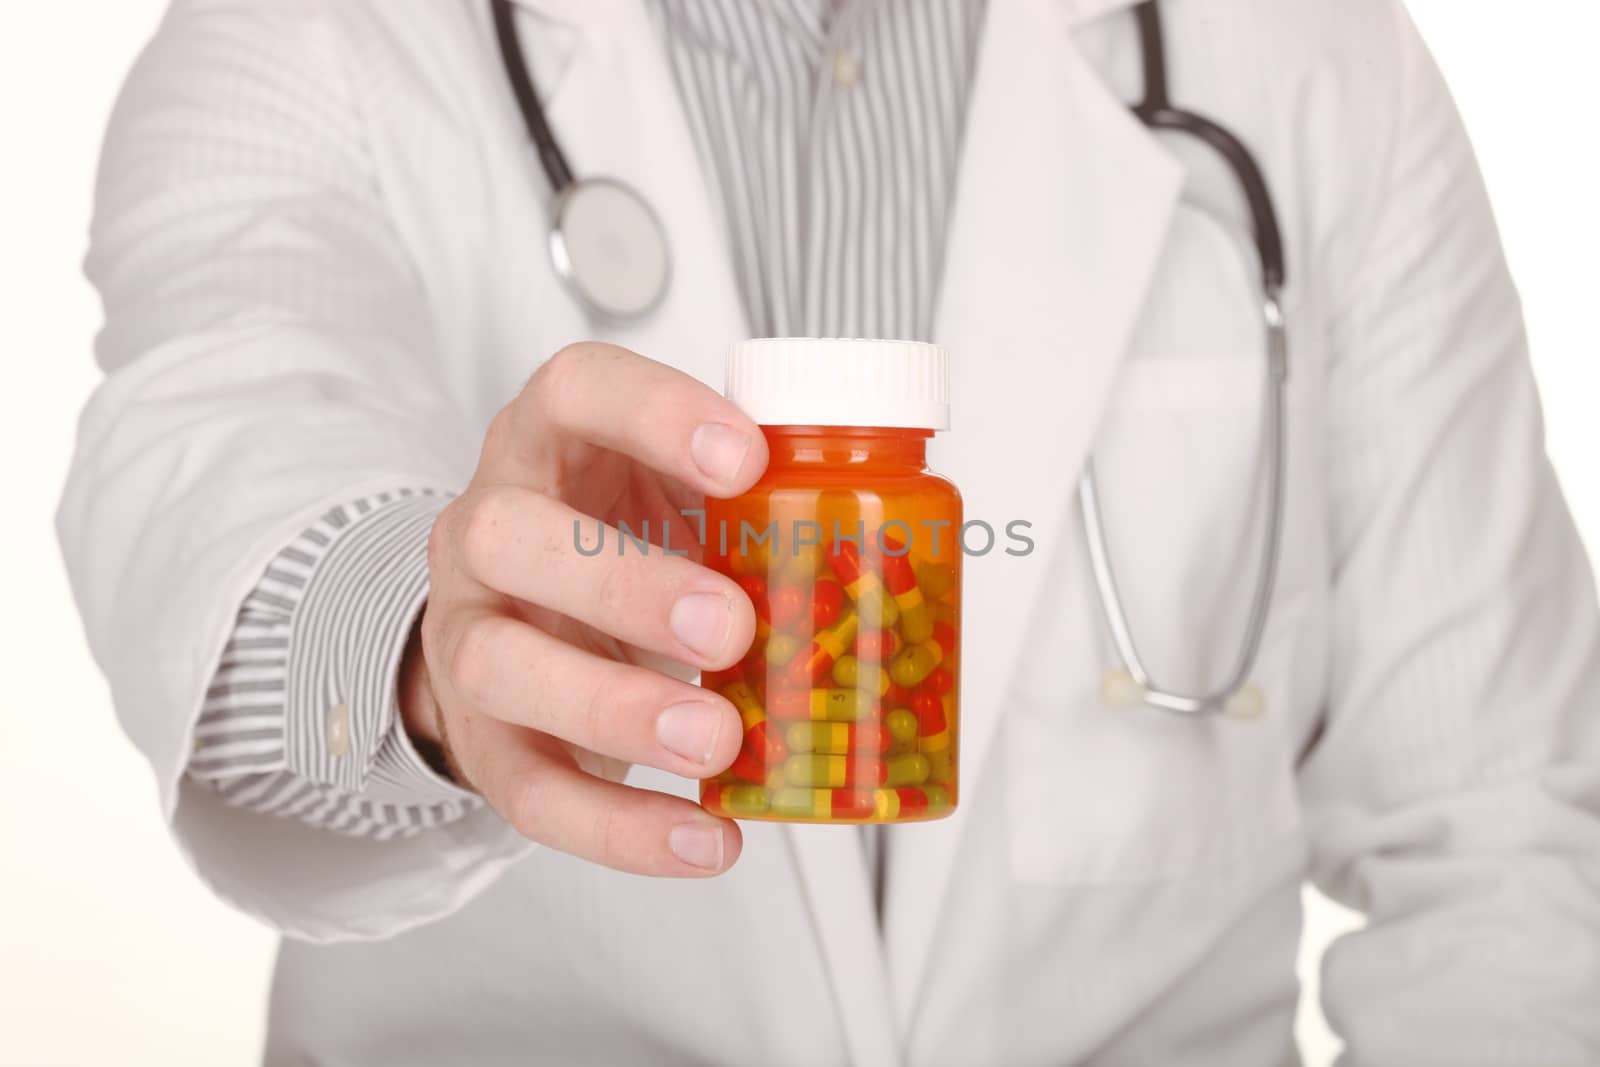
[855,627,900,661]
[879,535,917,595]
[811,579,844,628]
[737,575,770,622]
[924,666,954,696]
[910,691,948,735]
[884,682,914,707]
[768,583,807,628]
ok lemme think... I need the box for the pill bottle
[700,338,961,823]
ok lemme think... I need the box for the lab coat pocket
[1002,358,1316,885]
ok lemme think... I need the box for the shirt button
[831,48,862,89]
[326,702,351,757]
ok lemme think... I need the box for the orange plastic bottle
[699,338,961,823]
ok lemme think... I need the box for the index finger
[492,342,768,498]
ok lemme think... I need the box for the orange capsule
[827,541,886,604]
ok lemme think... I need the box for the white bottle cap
[725,338,949,430]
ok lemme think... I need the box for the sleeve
[191,489,480,841]
[56,0,530,942]
[1300,5,1600,1063]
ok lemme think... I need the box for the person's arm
[190,490,479,840]
[60,0,758,943]
[1302,5,1600,1062]
[57,2,527,941]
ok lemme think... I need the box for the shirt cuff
[284,493,453,796]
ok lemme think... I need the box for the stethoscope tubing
[489,0,1292,717]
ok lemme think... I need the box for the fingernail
[670,592,732,661]
[656,701,724,766]
[690,423,752,487]
[669,821,725,871]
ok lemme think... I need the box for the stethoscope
[491,0,1288,721]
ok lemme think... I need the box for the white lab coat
[59,0,1600,1063]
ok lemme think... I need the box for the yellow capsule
[855,587,900,628]
[925,749,953,785]
[707,783,770,816]
[765,630,803,667]
[770,688,877,722]
[832,655,890,696]
[894,586,934,645]
[721,681,765,731]
[922,783,953,812]
[884,708,919,750]
[884,752,930,787]
[915,563,957,601]
[782,540,826,581]
[770,786,832,819]
[918,728,951,754]
[785,754,850,788]
[785,722,849,755]
[889,643,941,688]
[815,611,860,660]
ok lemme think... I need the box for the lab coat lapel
[504,4,900,1063]
[886,0,1183,1027]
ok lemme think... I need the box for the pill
[784,753,927,788]
[827,541,884,603]
[910,691,947,734]
[704,782,770,817]
[925,749,953,785]
[745,719,787,762]
[922,783,953,812]
[768,583,807,628]
[786,754,875,788]
[812,579,844,628]
[915,563,958,601]
[832,655,890,696]
[872,786,931,820]
[768,687,877,722]
[888,621,957,688]
[880,537,934,643]
[730,745,777,784]
[924,667,954,696]
[722,681,765,731]
[730,537,772,578]
[770,787,876,820]
[784,721,889,755]
[884,681,914,707]
[737,575,769,619]
[854,627,900,661]
[884,708,919,749]
[782,540,825,581]
[785,610,861,685]
[884,752,930,787]
[917,728,951,754]
[764,630,803,667]
[856,587,900,629]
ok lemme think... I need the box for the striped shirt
[189,0,985,839]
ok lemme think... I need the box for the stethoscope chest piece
[549,178,672,320]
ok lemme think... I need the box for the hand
[401,343,767,876]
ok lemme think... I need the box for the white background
[1,3,1595,1064]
